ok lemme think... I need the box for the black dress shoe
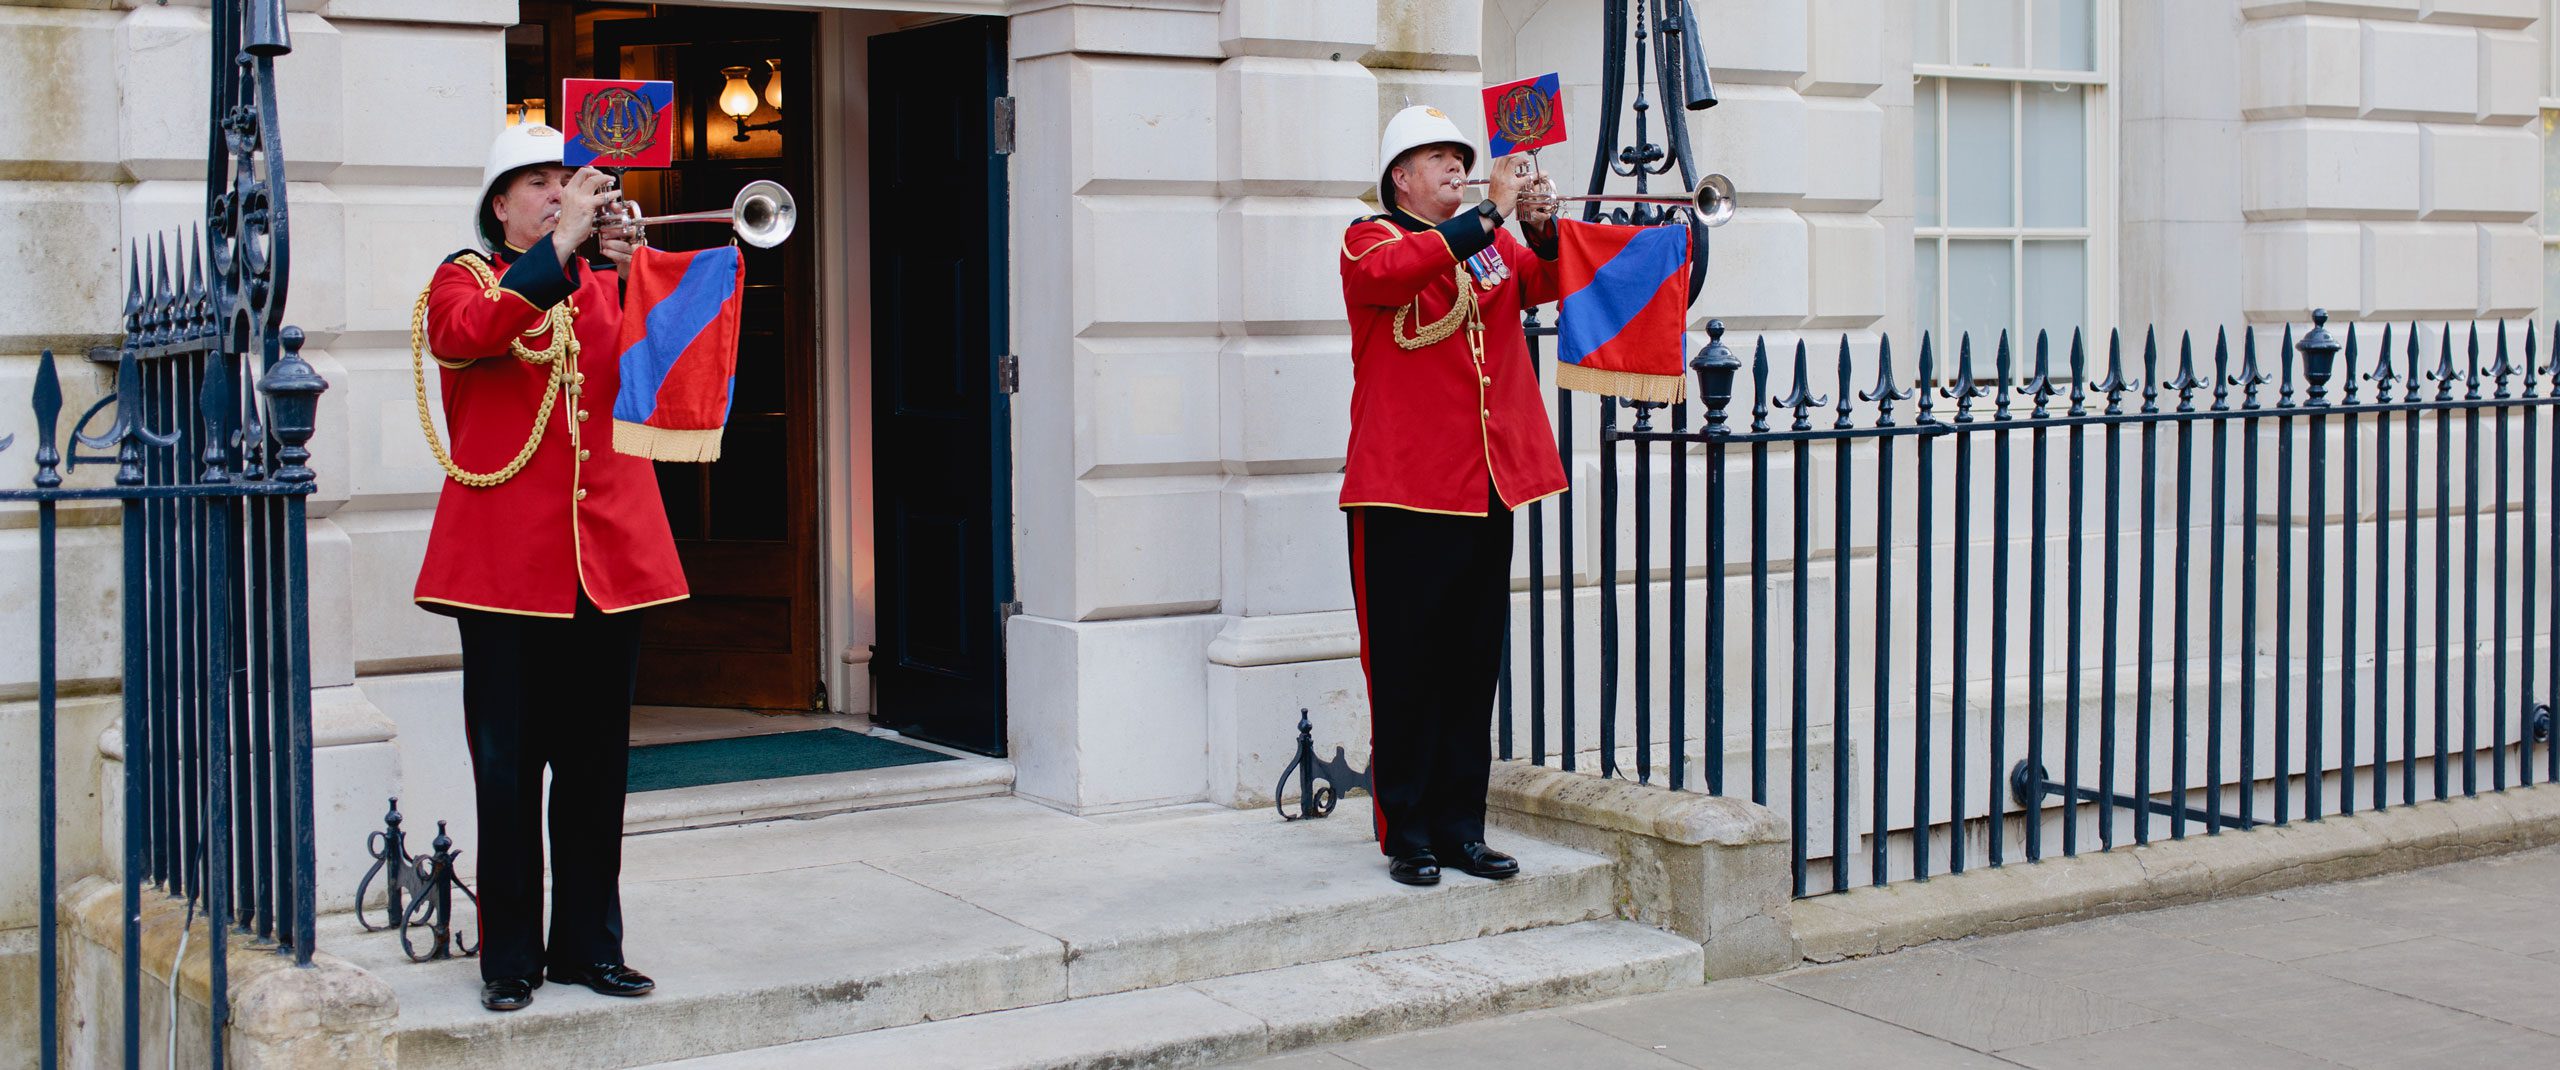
[481,977,536,1012]
[1438,841,1519,880]
[546,962,656,997]
[1388,848,1441,886]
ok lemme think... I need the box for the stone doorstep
[635,920,1704,1070]
[619,747,1015,834]
[354,796,1618,1070]
[1788,782,2560,964]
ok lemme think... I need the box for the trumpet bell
[730,180,796,248]
[1693,174,1736,227]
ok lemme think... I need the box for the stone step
[354,796,1617,1069]
[640,920,1701,1070]
[621,742,1014,834]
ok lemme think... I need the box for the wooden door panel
[869,17,1011,752]
[594,8,821,712]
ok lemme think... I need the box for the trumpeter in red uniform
[1341,106,1564,886]
[411,123,683,1012]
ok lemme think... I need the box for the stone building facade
[2,0,2556,1050]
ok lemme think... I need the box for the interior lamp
[719,64,783,142]
[716,64,773,142]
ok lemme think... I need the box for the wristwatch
[1476,199,1506,228]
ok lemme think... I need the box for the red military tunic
[414,235,688,618]
[1339,205,1571,515]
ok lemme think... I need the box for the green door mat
[627,728,956,793]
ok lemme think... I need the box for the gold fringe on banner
[1555,361,1687,405]
[612,420,726,463]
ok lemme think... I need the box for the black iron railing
[5,3,318,1067]
[1501,310,2558,897]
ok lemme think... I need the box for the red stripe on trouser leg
[1348,509,1386,847]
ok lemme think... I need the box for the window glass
[1948,82,2013,228]
[2023,241,2086,346]
[1950,240,2014,347]
[1957,0,2022,68]
[1917,239,1942,338]
[2032,0,2096,71]
[1917,0,1949,64]
[2023,85,2086,227]
[1917,80,1941,227]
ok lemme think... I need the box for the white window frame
[1913,0,2119,367]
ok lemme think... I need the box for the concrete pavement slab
[2354,1019,2560,1070]
[2058,947,2364,1018]
[2188,912,2427,962]
[1767,946,2166,1050]
[1225,1054,1367,1070]
[2189,981,2547,1070]
[2115,892,2335,935]
[1564,979,2013,1069]
[2276,873,2560,956]
[2428,845,2560,904]
[2292,935,2560,1036]
[1323,1014,1688,1069]
[1958,918,2215,979]
[869,799,1613,997]
[1994,1018,2351,1070]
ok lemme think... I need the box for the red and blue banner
[1483,73,1567,159]
[1554,220,1691,403]
[613,245,744,462]
[561,78,674,169]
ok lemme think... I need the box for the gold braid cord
[1392,265,1479,350]
[410,254,578,489]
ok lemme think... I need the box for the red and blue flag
[561,78,674,169]
[1553,220,1691,403]
[613,245,744,462]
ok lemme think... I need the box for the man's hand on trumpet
[1464,154,1558,233]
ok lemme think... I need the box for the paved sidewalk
[1230,845,2560,1069]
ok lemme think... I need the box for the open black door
[870,17,1011,755]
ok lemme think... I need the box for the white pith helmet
[1377,105,1478,211]
[474,123,568,250]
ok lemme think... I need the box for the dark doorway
[508,2,825,711]
[868,16,1012,755]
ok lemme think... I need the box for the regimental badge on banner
[1482,73,1566,158]
[560,79,674,169]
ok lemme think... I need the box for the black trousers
[455,594,644,982]
[1346,486,1515,857]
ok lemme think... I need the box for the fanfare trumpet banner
[1554,219,1692,403]
[614,244,745,462]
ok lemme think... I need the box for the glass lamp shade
[764,59,782,111]
[505,103,524,127]
[719,66,760,119]
[521,98,546,127]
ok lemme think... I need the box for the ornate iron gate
[2,2,321,1066]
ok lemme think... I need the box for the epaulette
[1350,213,1389,226]
[441,248,488,267]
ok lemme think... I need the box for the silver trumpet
[598,180,798,248]
[1458,171,1735,227]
